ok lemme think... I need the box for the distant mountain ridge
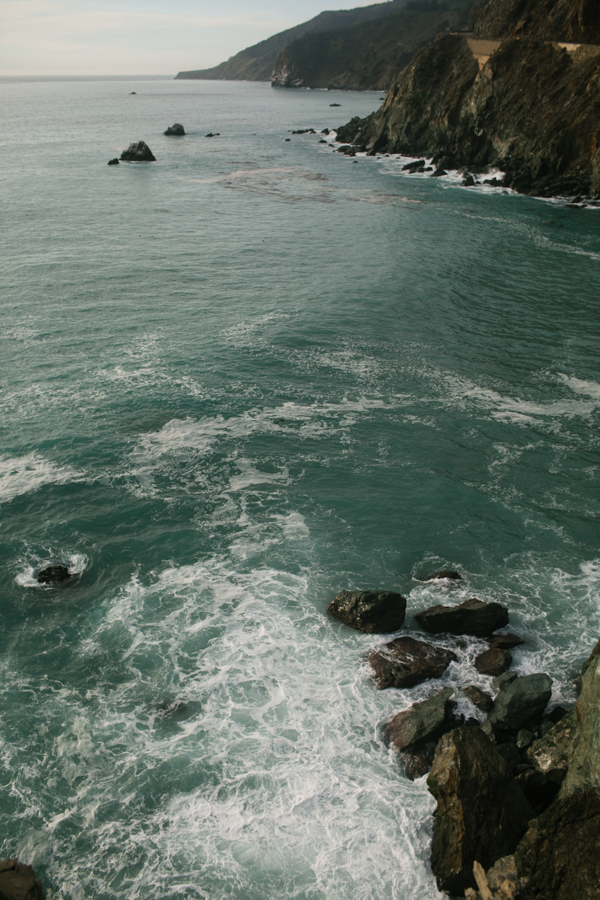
[175,0,411,82]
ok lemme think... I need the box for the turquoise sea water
[1,76,600,900]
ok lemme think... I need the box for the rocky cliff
[474,0,600,42]
[271,3,468,90]
[335,0,600,197]
[175,0,410,81]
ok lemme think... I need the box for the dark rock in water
[285,138,291,141]
[416,597,509,637]
[37,565,71,584]
[130,91,136,94]
[330,102,341,106]
[464,684,493,712]
[369,636,457,689]
[488,632,524,651]
[318,139,327,143]
[493,670,517,693]
[120,141,156,161]
[321,128,329,134]
[328,589,406,633]
[385,687,456,753]
[488,674,553,741]
[475,646,512,676]
[427,726,534,894]
[164,123,185,135]
[423,569,461,580]
[402,158,426,171]
[0,859,45,900]
[484,176,502,186]
[431,166,447,177]
[399,745,430,780]
[205,132,220,137]
[462,173,476,186]
[514,788,600,898]
[337,144,358,156]
[291,128,316,134]
[107,158,119,165]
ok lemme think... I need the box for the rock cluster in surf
[327,571,600,897]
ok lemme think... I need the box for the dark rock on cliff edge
[427,726,534,894]
[327,589,406,633]
[0,859,45,900]
[164,123,185,135]
[369,636,457,688]
[120,141,156,162]
[385,687,456,753]
[415,597,509,637]
[488,673,552,740]
[335,28,600,198]
[37,565,71,584]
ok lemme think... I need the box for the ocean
[1,76,600,900]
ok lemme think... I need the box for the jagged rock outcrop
[488,673,552,740]
[37,565,71,584]
[164,123,185,135]
[415,597,509,637]
[327,589,406,633]
[0,859,44,900]
[474,0,600,43]
[559,634,600,795]
[120,142,156,162]
[271,5,466,91]
[386,686,456,752]
[427,726,534,894]
[335,14,600,197]
[369,636,457,688]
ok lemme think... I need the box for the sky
[0,0,375,76]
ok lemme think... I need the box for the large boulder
[385,687,455,753]
[368,636,457,688]
[488,674,552,741]
[560,636,600,795]
[514,788,600,899]
[475,646,512,676]
[120,141,156,161]
[327,590,406,633]
[0,859,44,900]
[37,565,71,584]
[427,726,534,894]
[164,123,185,135]
[415,598,509,637]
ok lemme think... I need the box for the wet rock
[0,859,45,900]
[37,565,71,584]
[416,598,509,637]
[321,128,329,134]
[493,671,517,693]
[464,685,493,712]
[368,636,457,689]
[336,144,357,156]
[399,745,430,780]
[488,632,524,651]
[205,132,220,137]
[164,123,185,135]
[475,646,512,676]
[463,173,476,186]
[318,139,327,143]
[525,706,577,786]
[328,589,406,634]
[290,128,316,134]
[514,788,600,899]
[107,158,119,165]
[385,687,455,753]
[431,166,447,177]
[424,569,461,580]
[329,102,341,106]
[402,158,426,170]
[488,674,553,741]
[120,141,156,161]
[427,726,534,894]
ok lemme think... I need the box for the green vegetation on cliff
[336,0,600,197]
[271,3,468,90]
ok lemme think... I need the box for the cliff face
[335,0,600,197]
[175,0,409,81]
[271,6,467,91]
[474,0,600,42]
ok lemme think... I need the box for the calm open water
[1,77,600,900]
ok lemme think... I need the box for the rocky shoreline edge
[327,579,600,898]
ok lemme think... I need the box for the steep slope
[175,0,409,81]
[271,3,468,90]
[474,0,600,42]
[335,0,600,197]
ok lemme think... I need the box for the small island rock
[107,158,119,165]
[415,597,509,637]
[327,589,406,633]
[37,565,71,584]
[120,141,156,161]
[164,123,185,135]
[369,636,457,689]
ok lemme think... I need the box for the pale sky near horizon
[0,0,376,76]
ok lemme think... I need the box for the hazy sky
[0,0,375,76]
